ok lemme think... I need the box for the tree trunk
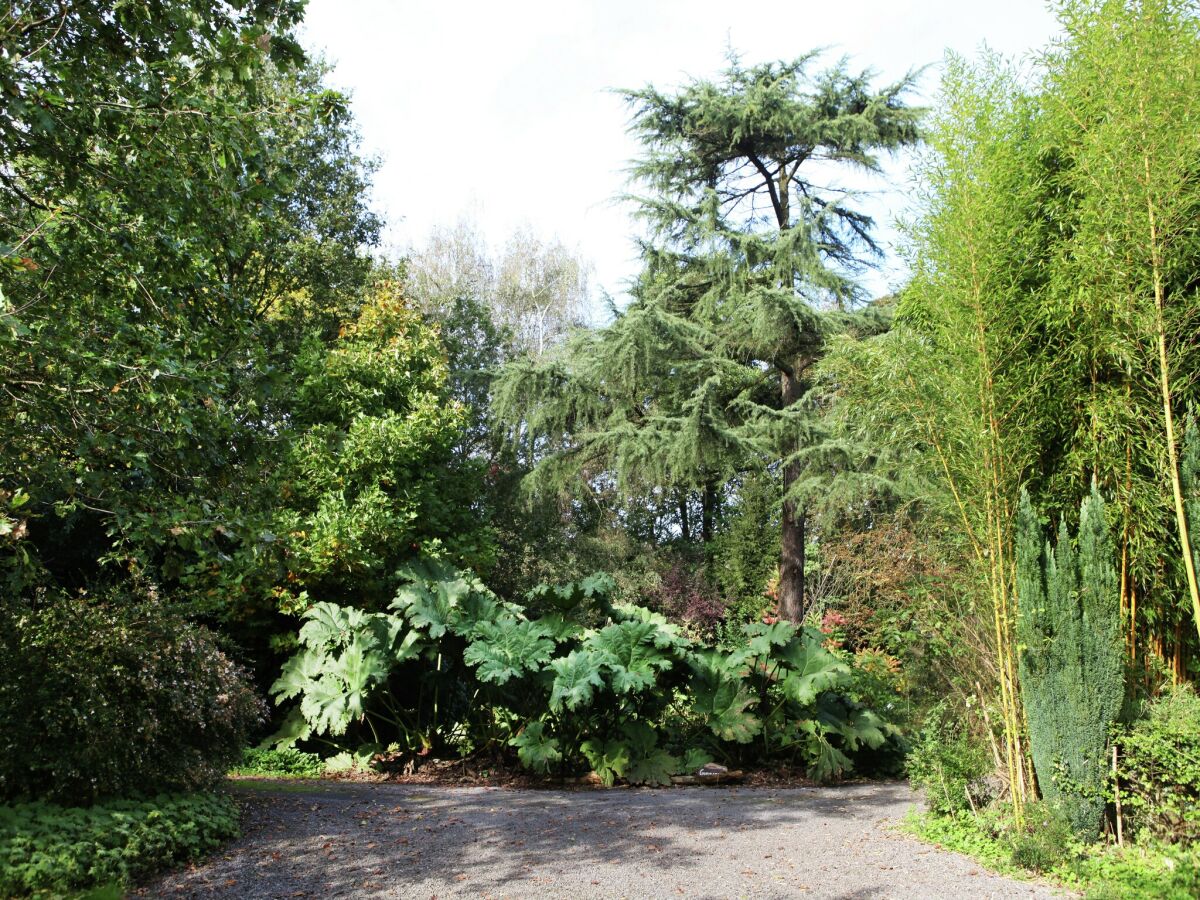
[701,479,716,544]
[678,490,691,543]
[779,367,806,621]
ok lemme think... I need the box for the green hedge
[0,792,239,897]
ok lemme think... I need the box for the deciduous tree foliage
[0,2,490,682]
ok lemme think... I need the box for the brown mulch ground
[230,756,828,790]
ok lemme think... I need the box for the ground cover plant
[0,793,239,898]
[231,748,326,779]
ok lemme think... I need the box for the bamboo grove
[826,0,1200,815]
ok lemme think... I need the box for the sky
[299,1,1060,310]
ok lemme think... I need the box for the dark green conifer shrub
[1016,485,1124,838]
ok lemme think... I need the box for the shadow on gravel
[146,780,922,898]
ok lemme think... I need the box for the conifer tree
[1017,486,1124,838]
[495,53,921,619]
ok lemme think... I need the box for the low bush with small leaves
[1068,843,1200,900]
[0,792,239,897]
[1008,802,1074,873]
[0,596,265,803]
[908,805,1200,899]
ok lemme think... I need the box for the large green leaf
[333,635,389,719]
[526,572,616,615]
[688,651,761,743]
[627,747,677,786]
[589,621,674,693]
[391,579,456,638]
[464,618,555,685]
[265,708,313,749]
[816,694,892,751]
[580,737,631,786]
[270,648,325,702]
[797,720,855,782]
[300,673,351,736]
[621,721,677,786]
[777,633,851,705]
[390,559,499,639]
[298,602,368,649]
[611,604,688,649]
[510,721,561,773]
[548,650,605,711]
[743,620,797,657]
[536,612,584,642]
[391,627,424,664]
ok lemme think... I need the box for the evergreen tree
[495,53,921,619]
[1017,486,1124,838]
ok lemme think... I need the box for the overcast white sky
[300,1,1060,310]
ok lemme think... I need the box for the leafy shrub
[906,701,991,815]
[1116,685,1200,844]
[1008,801,1074,873]
[0,792,239,897]
[646,560,725,639]
[231,748,324,778]
[0,597,265,803]
[270,558,900,783]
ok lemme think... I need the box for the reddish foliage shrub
[648,560,726,637]
[0,596,265,803]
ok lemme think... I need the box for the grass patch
[0,792,238,897]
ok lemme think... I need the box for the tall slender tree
[495,53,921,619]
[620,54,922,620]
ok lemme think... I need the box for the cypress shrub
[1016,484,1124,838]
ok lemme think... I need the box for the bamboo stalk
[1145,153,1200,645]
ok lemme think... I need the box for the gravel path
[144,780,1065,899]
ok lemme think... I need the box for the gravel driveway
[144,780,1064,899]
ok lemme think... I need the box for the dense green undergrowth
[268,561,904,783]
[906,684,1200,898]
[230,748,325,779]
[0,793,238,898]
[906,810,1200,900]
